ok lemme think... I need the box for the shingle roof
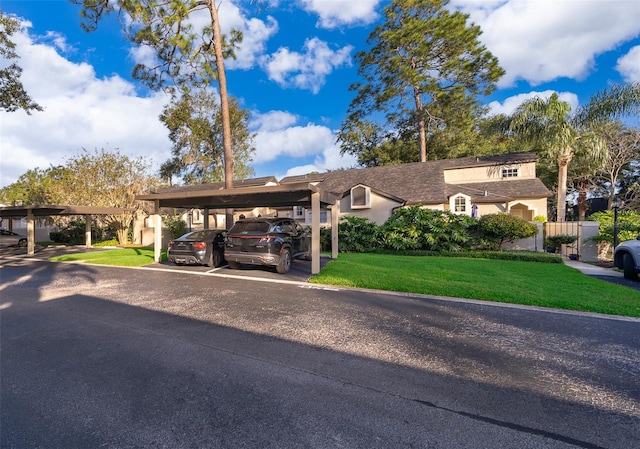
[154,176,279,194]
[280,152,551,204]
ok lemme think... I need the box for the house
[136,152,551,243]
[278,152,551,225]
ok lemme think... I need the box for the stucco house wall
[444,160,537,184]
[339,192,403,225]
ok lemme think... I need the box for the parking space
[146,256,331,283]
[0,245,331,283]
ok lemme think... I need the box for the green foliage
[589,210,640,244]
[0,167,65,205]
[48,220,116,244]
[336,216,381,252]
[477,213,539,250]
[311,253,640,315]
[339,0,504,164]
[160,89,255,184]
[0,12,42,114]
[1,148,157,245]
[508,93,607,222]
[164,210,188,239]
[73,0,241,189]
[93,239,119,247]
[376,249,562,264]
[381,206,476,252]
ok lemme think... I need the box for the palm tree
[508,83,640,222]
[509,93,605,221]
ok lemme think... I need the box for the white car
[614,236,640,280]
[0,229,28,247]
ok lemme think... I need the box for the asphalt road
[1,257,639,449]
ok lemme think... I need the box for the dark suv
[224,217,310,274]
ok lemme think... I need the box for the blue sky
[1,0,639,188]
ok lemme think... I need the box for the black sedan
[167,229,226,267]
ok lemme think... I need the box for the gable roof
[153,176,279,194]
[280,152,551,205]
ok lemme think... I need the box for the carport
[0,205,132,255]
[136,182,340,274]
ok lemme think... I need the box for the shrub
[49,220,86,244]
[381,206,475,252]
[589,210,640,245]
[164,210,188,239]
[477,213,538,251]
[337,215,381,252]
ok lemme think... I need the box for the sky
[1,0,639,188]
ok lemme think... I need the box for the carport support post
[311,191,320,274]
[85,215,92,248]
[27,208,35,255]
[331,199,339,259]
[154,200,162,263]
[203,208,210,229]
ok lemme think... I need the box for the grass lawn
[309,253,640,317]
[50,249,640,317]
[50,248,167,267]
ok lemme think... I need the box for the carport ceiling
[0,205,132,218]
[136,182,339,209]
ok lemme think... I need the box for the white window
[454,196,466,213]
[351,185,371,209]
[502,168,519,178]
[305,210,329,223]
[294,206,305,218]
[449,193,471,216]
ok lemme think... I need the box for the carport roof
[136,182,339,209]
[0,205,132,218]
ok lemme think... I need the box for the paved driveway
[1,256,639,449]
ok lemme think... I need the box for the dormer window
[502,168,519,178]
[450,193,471,215]
[454,196,466,213]
[351,185,371,209]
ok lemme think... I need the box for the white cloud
[218,1,279,70]
[250,110,299,132]
[487,90,580,116]
[300,0,381,28]
[284,145,358,177]
[616,45,640,82]
[261,37,353,93]
[250,110,357,176]
[0,24,171,186]
[252,114,334,163]
[454,0,640,87]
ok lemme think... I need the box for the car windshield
[229,221,271,234]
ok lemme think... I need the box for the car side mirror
[636,235,640,240]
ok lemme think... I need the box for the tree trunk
[577,188,588,221]
[556,154,572,222]
[413,85,427,162]
[207,1,234,227]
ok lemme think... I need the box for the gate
[543,221,601,262]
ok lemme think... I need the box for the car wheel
[622,253,639,280]
[276,248,291,274]
[228,261,241,269]
[209,249,223,268]
[18,238,27,248]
